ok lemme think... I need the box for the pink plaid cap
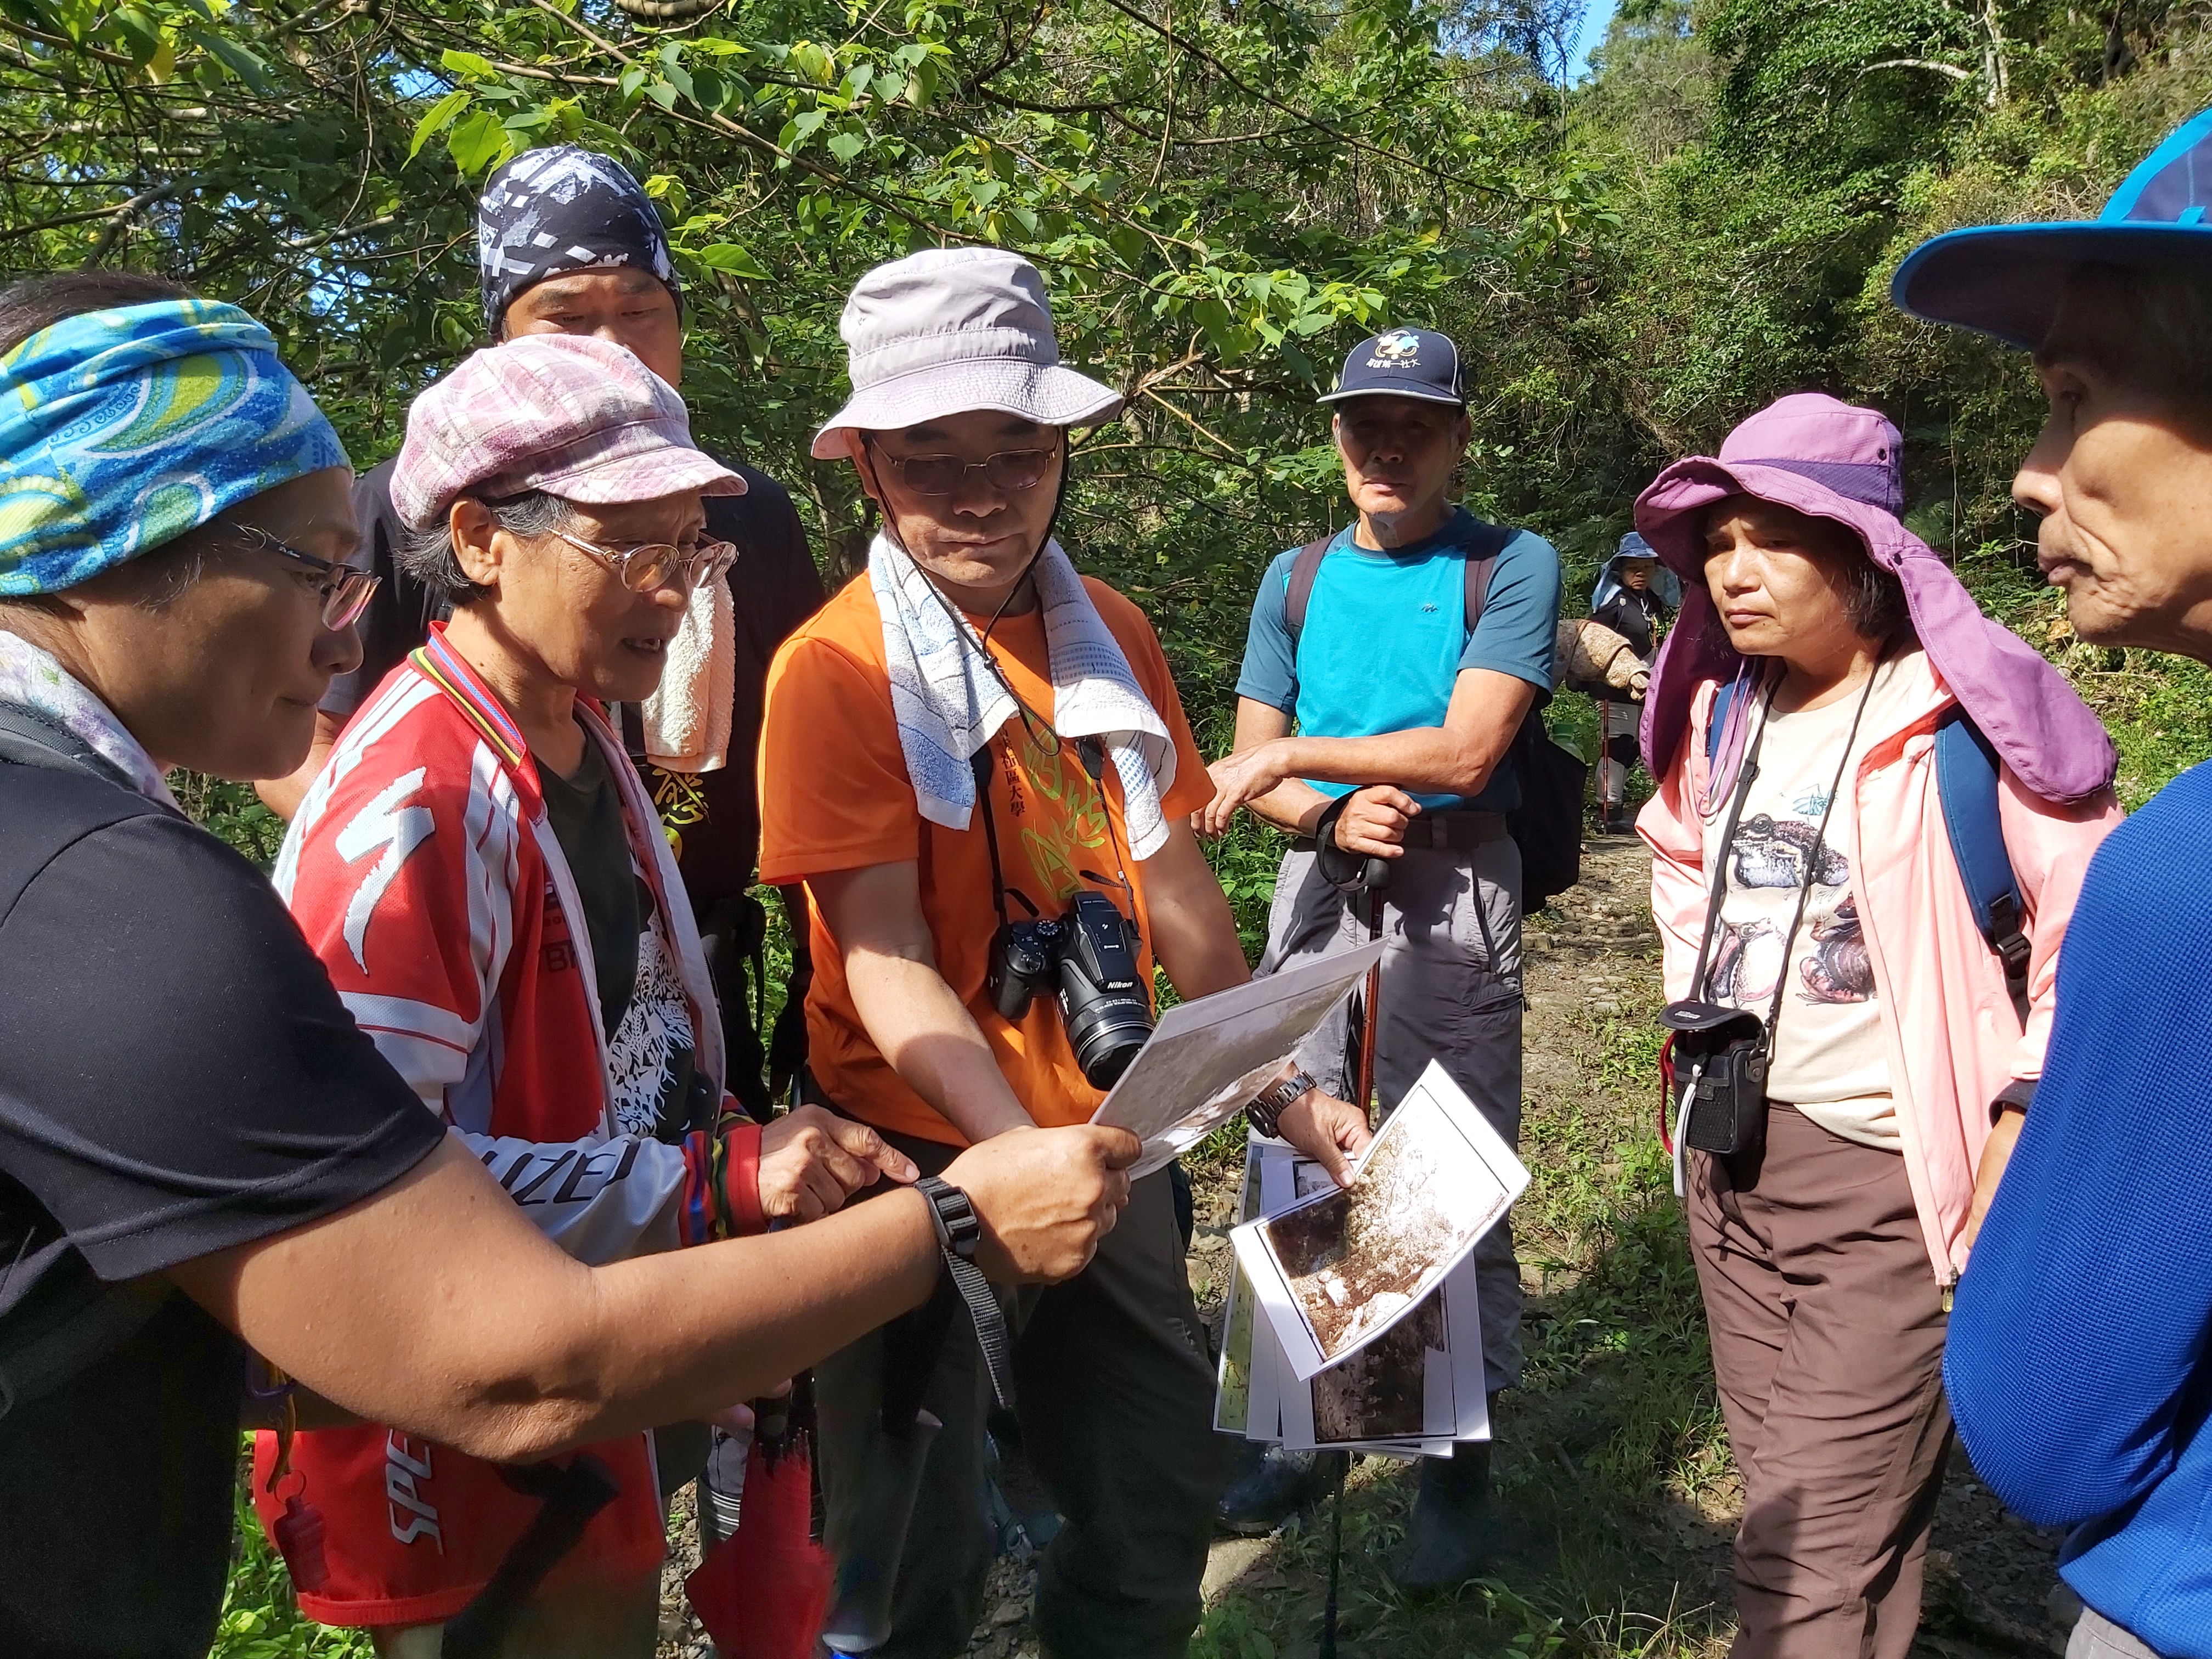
[390,333,743,531]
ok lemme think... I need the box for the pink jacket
[1639,657,2121,1286]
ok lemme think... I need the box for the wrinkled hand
[1960,1107,2027,1259]
[1198,743,1295,837]
[1331,785,1421,860]
[942,1125,1141,1284]
[757,1104,918,1224]
[1278,1090,1375,1189]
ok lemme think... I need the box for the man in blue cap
[1199,328,1561,1584]
[1895,110,2212,1659]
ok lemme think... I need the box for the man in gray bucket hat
[759,247,1372,1658]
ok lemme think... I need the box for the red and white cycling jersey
[259,624,757,1627]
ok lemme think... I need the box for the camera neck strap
[1689,660,1884,1046]
[968,731,1133,931]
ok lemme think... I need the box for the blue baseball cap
[1318,327,1465,407]
[1893,108,2212,349]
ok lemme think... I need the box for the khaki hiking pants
[1262,836,1527,1393]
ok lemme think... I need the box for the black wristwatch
[915,1175,982,1261]
[1248,1068,1318,1139]
[914,1173,1015,1410]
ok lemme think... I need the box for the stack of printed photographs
[1214,1062,1528,1459]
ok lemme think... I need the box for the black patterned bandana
[477,146,681,332]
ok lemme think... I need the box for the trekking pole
[1319,1454,1348,1659]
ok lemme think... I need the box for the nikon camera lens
[1057,891,1154,1089]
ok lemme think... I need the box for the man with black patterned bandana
[259,145,823,1131]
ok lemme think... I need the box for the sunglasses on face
[554,528,738,596]
[228,526,381,631]
[864,437,1059,497]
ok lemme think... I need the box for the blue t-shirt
[1235,509,1562,811]
[1946,760,2212,1658]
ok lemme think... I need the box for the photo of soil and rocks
[1263,1090,1502,1363]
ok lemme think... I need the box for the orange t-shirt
[758,572,1212,1146]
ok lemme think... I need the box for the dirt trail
[657,836,2073,1659]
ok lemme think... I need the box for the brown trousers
[1689,1106,1955,1659]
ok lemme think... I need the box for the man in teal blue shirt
[1200,327,1561,1587]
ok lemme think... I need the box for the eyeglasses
[554,529,738,596]
[230,526,381,631]
[864,439,1059,497]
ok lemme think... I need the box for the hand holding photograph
[1216,1128,1493,1458]
[1231,1060,1528,1383]
[1091,940,1384,1179]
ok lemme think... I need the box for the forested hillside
[10,0,2212,811]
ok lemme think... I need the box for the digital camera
[988,890,1154,1088]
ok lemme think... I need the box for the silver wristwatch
[1247,1068,1317,1139]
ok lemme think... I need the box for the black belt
[1295,810,1508,854]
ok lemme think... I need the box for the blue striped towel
[867,531,1176,857]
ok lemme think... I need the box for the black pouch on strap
[1660,1001,1770,1157]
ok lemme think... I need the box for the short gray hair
[399,492,577,606]
[2049,263,2212,416]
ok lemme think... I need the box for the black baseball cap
[1318,327,1465,408]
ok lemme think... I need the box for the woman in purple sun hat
[1633,391,2122,1659]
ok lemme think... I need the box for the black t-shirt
[540,737,642,1036]
[1592,586,1664,660]
[0,762,447,1658]
[326,459,827,916]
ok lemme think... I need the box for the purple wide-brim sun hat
[811,247,1123,461]
[394,332,743,532]
[1892,106,2212,349]
[1635,392,2115,805]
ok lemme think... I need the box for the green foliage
[213,1464,371,1658]
[167,775,288,869]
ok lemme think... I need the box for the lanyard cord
[1691,659,1885,1048]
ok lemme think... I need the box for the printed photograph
[1213,1143,1267,1435]
[1262,1089,1501,1364]
[1310,1290,1443,1443]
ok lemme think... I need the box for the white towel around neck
[639,574,736,773]
[867,531,1176,857]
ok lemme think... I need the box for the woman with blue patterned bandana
[0,270,1139,1659]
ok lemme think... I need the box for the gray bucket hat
[810,247,1124,461]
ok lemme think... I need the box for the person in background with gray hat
[758,248,1372,1659]
[1198,328,1562,1586]
[1895,106,2212,1659]
[257,144,824,1132]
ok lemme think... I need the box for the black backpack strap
[1459,518,1515,632]
[0,703,131,788]
[1282,535,1336,649]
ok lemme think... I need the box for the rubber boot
[1386,1440,1511,1592]
[1214,1444,1348,1537]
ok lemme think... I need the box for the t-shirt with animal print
[1700,650,1930,1150]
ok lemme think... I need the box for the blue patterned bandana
[0,299,348,596]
